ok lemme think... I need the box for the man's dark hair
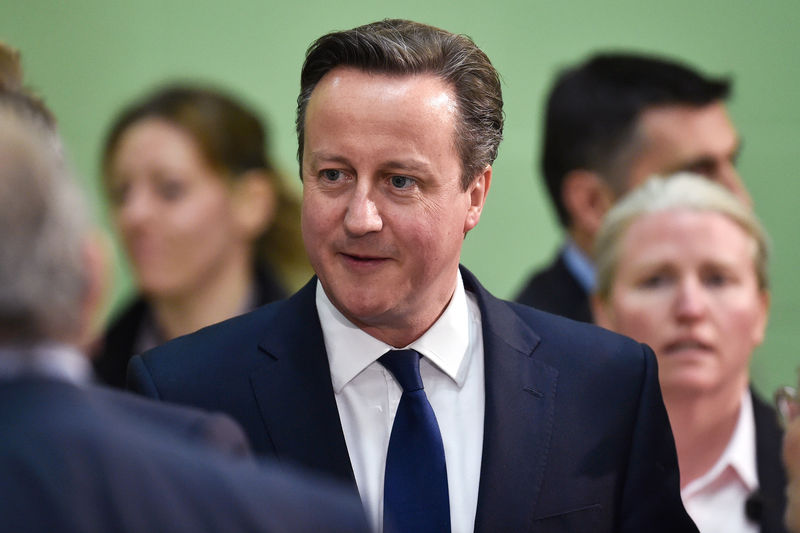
[296,19,504,190]
[542,52,731,227]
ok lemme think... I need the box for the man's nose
[343,187,382,237]
[717,163,751,207]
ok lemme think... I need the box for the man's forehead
[306,67,458,129]
[628,102,737,171]
[636,101,737,146]
[622,100,745,197]
[312,66,454,100]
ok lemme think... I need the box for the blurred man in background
[516,52,748,322]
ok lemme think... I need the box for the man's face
[626,102,749,203]
[301,67,489,346]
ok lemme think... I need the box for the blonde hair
[594,173,769,300]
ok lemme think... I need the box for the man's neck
[567,226,595,258]
[561,238,597,294]
[0,342,91,384]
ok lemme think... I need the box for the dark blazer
[752,391,788,533]
[515,249,593,323]
[129,266,697,532]
[0,377,367,533]
[94,265,287,388]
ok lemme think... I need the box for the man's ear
[231,171,276,239]
[562,170,615,253]
[464,165,492,234]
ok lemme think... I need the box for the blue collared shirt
[562,240,596,294]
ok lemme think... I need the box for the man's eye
[390,175,414,189]
[685,160,717,178]
[322,169,343,182]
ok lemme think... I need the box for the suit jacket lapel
[249,279,356,486]
[248,268,560,520]
[462,267,558,532]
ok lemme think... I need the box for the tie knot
[379,349,423,392]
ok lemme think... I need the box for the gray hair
[0,100,90,342]
[594,173,769,300]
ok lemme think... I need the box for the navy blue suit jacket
[129,266,697,532]
[0,377,367,533]
[515,249,593,323]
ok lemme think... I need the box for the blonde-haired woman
[592,174,785,532]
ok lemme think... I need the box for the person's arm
[619,344,699,532]
[125,354,251,457]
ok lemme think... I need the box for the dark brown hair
[542,52,731,228]
[103,85,309,288]
[296,19,504,190]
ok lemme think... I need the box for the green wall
[3,0,799,398]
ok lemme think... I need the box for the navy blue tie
[379,349,450,533]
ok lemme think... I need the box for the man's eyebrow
[307,153,433,174]
[675,155,717,172]
[381,159,433,174]
[307,151,352,167]
[672,139,744,174]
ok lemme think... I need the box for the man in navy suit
[129,19,697,532]
[0,70,367,533]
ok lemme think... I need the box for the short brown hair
[296,19,504,190]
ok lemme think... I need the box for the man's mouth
[340,252,389,267]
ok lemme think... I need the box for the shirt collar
[318,270,472,393]
[682,390,759,497]
[0,342,92,385]
[562,240,596,293]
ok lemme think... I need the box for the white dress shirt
[0,342,91,384]
[317,270,485,533]
[681,390,759,533]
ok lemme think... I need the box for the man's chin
[337,299,395,327]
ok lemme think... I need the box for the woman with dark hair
[94,85,310,387]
